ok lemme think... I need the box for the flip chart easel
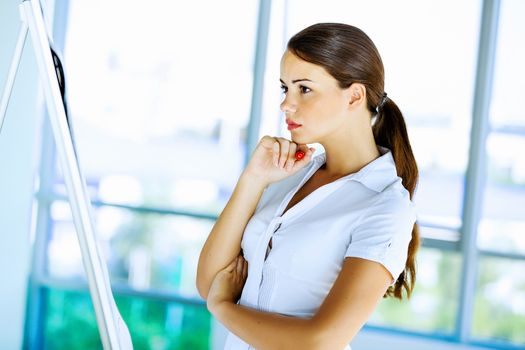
[0,1,133,348]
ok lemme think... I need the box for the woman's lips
[286,121,302,130]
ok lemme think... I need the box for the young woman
[196,23,419,350]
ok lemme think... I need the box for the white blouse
[223,146,417,350]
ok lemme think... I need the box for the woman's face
[279,50,352,145]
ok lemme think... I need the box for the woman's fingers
[272,141,279,167]
[265,136,314,173]
[292,146,316,170]
[295,150,305,160]
[232,255,248,284]
[242,258,248,279]
[276,138,290,169]
[236,256,243,275]
[272,137,303,172]
[285,143,297,172]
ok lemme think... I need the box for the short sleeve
[344,194,417,284]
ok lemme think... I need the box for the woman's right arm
[195,135,315,300]
[195,171,266,300]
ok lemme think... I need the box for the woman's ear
[346,83,367,108]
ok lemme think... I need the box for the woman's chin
[290,136,303,145]
[290,133,313,146]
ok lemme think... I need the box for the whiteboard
[13,1,133,348]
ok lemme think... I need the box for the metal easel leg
[0,16,28,135]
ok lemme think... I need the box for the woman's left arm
[210,301,315,349]
[207,255,392,350]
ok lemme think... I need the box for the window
[28,0,259,348]
[61,0,259,213]
[25,0,525,349]
[473,0,525,345]
[47,200,213,294]
[370,247,462,334]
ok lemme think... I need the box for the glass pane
[472,256,525,346]
[282,0,481,232]
[47,200,212,295]
[479,0,525,256]
[43,287,211,349]
[258,1,290,139]
[489,0,525,128]
[59,0,259,213]
[478,133,525,254]
[368,247,461,334]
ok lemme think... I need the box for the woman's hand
[243,135,316,186]
[207,254,248,314]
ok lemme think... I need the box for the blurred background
[0,0,524,349]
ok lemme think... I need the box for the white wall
[0,0,42,348]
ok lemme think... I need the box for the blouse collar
[312,145,399,193]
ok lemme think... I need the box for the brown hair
[288,23,420,299]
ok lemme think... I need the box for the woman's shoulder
[366,177,417,221]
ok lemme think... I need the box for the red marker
[295,150,305,160]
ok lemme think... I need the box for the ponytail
[372,97,420,299]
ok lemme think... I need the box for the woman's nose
[280,96,296,113]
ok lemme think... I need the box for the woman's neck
[319,125,380,178]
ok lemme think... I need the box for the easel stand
[0,1,132,349]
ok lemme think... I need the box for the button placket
[243,158,323,309]
[244,216,283,306]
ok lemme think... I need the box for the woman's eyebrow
[280,78,314,84]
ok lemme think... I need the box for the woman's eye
[300,85,311,94]
[280,84,310,94]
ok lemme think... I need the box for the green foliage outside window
[44,288,211,350]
